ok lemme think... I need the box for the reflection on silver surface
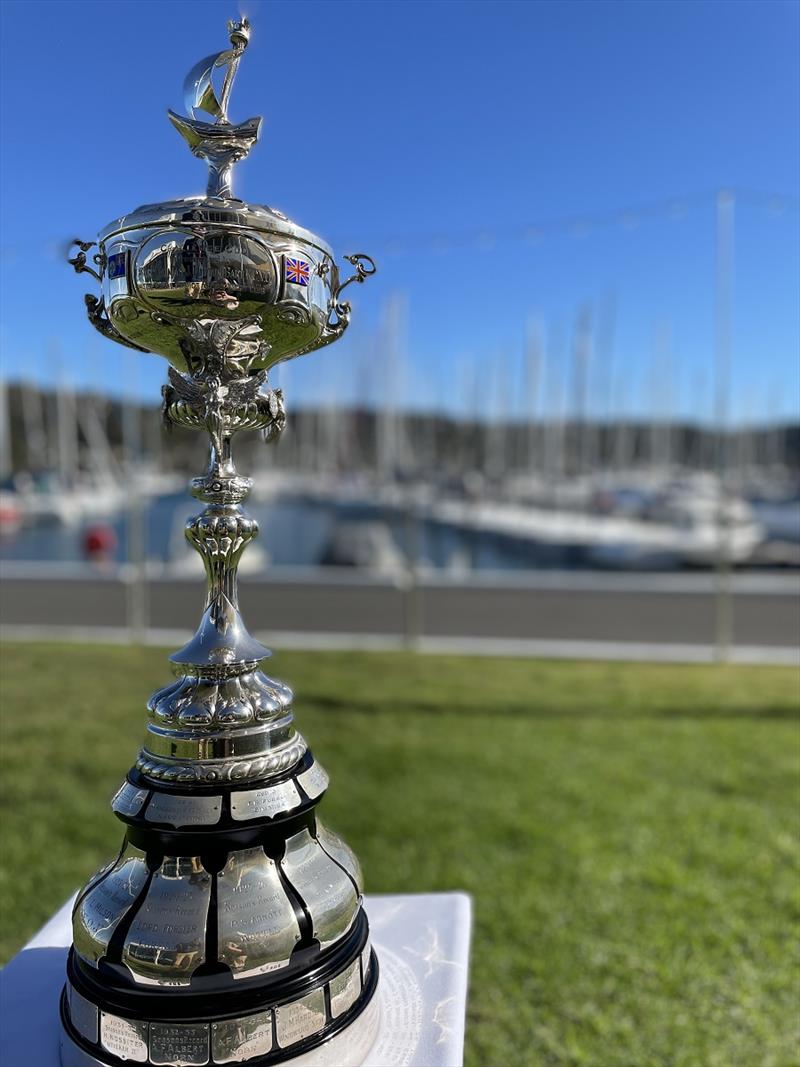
[100,1013,149,1062]
[149,1022,210,1066]
[149,669,291,729]
[111,782,149,818]
[101,226,332,371]
[285,988,380,1067]
[73,845,124,914]
[296,761,329,801]
[316,822,364,894]
[134,230,278,322]
[145,791,222,828]
[361,942,372,986]
[138,727,306,785]
[274,988,326,1050]
[73,844,149,965]
[96,221,352,372]
[230,779,301,821]
[122,856,211,986]
[68,985,99,1044]
[217,846,301,979]
[211,1010,273,1063]
[281,829,358,949]
[329,958,361,1019]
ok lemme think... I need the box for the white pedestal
[0,892,472,1067]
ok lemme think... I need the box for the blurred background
[0,0,798,660]
[1,5,799,1066]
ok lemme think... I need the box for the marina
[0,471,797,573]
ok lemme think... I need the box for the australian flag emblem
[107,252,126,280]
[285,257,310,286]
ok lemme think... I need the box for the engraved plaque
[150,1022,209,1065]
[217,846,301,979]
[296,761,329,800]
[112,782,149,818]
[274,988,325,1049]
[329,958,361,1019]
[361,942,371,984]
[212,1011,273,1063]
[281,829,358,949]
[316,822,364,893]
[230,780,301,822]
[73,844,149,965]
[123,856,211,986]
[100,1013,148,1062]
[68,985,99,1044]
[73,845,123,915]
[145,792,221,828]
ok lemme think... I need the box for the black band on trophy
[61,947,379,1066]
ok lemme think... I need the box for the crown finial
[227,16,251,49]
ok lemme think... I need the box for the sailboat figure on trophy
[63,16,379,1067]
[168,17,263,200]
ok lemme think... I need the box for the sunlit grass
[1,644,798,1066]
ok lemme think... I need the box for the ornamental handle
[67,239,104,283]
[334,253,377,306]
[67,239,147,353]
[320,253,377,344]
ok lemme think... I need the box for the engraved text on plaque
[281,829,358,949]
[274,989,326,1049]
[122,856,211,986]
[100,1013,149,1063]
[217,847,301,979]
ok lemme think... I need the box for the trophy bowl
[89,200,374,373]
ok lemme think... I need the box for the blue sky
[0,0,798,424]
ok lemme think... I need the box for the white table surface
[0,892,472,1067]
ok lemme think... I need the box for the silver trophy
[62,19,378,1067]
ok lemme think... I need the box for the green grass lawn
[1,643,798,1066]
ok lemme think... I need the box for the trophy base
[59,952,380,1067]
[62,746,380,1067]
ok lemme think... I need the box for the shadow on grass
[308,694,800,722]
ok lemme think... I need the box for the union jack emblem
[285,257,310,286]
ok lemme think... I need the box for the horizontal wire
[2,188,798,265]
